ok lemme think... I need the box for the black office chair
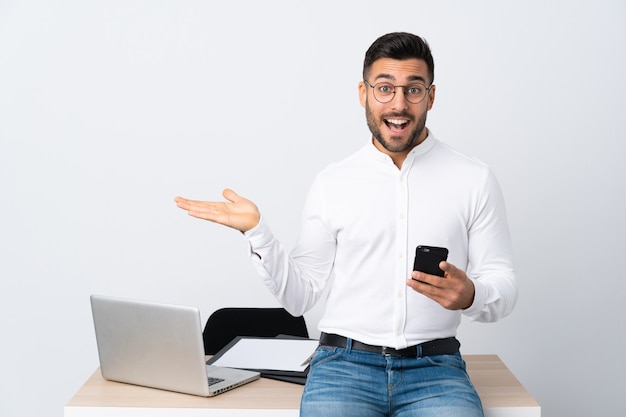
[202,307,309,355]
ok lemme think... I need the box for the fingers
[406,276,455,310]
[410,268,443,285]
[174,196,208,213]
[174,196,192,210]
[407,261,474,310]
[175,188,241,210]
[439,261,456,277]
[174,190,260,232]
[222,188,236,202]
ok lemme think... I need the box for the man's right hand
[174,188,261,232]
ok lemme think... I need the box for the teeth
[387,119,407,125]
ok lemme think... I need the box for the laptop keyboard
[207,376,225,386]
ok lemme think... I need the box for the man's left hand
[406,262,475,310]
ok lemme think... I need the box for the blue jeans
[300,339,483,417]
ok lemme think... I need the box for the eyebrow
[373,73,428,84]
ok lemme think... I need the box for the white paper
[211,338,319,372]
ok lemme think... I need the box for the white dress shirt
[245,133,517,349]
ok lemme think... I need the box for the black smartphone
[413,245,449,277]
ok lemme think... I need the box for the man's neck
[373,129,429,169]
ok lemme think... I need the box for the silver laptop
[90,294,260,397]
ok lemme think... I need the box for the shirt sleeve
[243,177,337,316]
[462,169,518,322]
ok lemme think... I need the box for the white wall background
[1,1,625,416]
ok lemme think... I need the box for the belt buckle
[382,346,400,357]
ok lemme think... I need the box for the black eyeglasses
[364,80,433,104]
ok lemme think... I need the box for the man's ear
[427,85,436,110]
[358,81,367,108]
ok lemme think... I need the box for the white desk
[65,354,540,417]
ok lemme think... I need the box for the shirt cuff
[243,216,274,257]
[462,278,487,319]
[242,217,280,293]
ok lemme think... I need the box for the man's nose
[390,87,409,109]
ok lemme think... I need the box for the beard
[365,100,428,154]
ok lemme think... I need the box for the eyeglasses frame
[363,79,434,104]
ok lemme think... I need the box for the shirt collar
[366,131,437,165]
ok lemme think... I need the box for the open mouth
[384,118,409,133]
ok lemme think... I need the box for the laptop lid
[90,294,260,397]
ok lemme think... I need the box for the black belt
[319,333,460,357]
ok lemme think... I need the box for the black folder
[206,335,318,385]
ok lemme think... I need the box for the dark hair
[363,32,434,85]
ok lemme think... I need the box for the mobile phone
[413,245,449,277]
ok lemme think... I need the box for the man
[175,32,517,417]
